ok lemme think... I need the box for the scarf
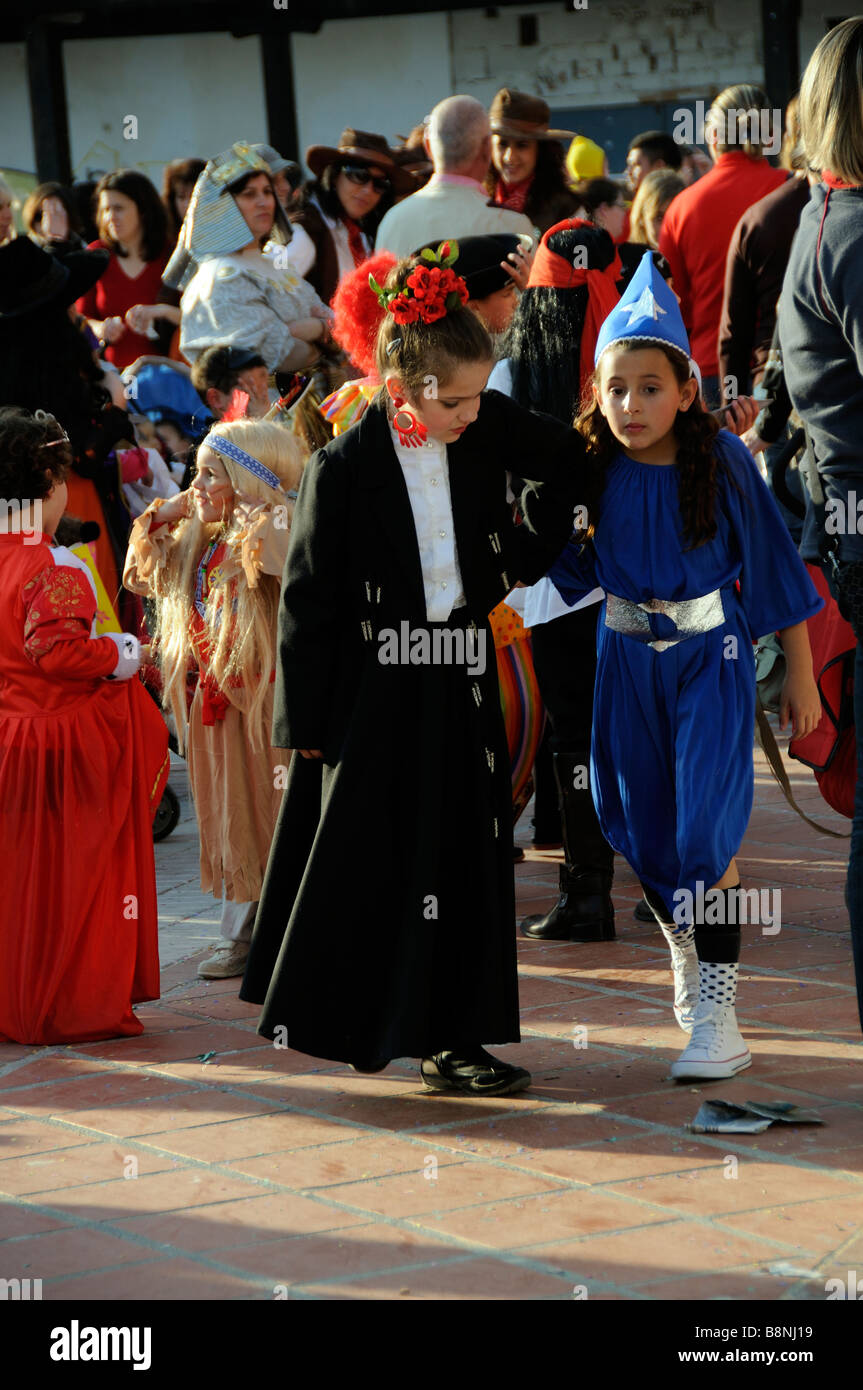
[528,227,622,393]
[494,175,533,214]
[342,215,369,269]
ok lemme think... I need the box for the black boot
[520,752,615,942]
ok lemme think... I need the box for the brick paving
[1,732,861,1301]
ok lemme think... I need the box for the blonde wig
[628,170,685,248]
[799,17,863,182]
[152,417,304,752]
[705,84,774,158]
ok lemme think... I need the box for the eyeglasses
[341,164,392,195]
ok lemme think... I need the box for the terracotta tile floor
[1,739,861,1300]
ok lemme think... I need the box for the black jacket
[719,173,807,397]
[780,183,863,567]
[273,390,584,758]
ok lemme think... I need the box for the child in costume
[240,244,583,1094]
[323,244,541,854]
[491,218,622,929]
[123,417,304,979]
[540,253,822,1079]
[0,407,167,1044]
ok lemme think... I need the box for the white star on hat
[621,287,667,324]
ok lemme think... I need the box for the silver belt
[605,590,725,651]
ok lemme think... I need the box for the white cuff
[103,631,141,680]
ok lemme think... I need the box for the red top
[659,153,786,377]
[0,533,168,1044]
[76,240,169,370]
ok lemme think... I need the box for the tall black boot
[520,751,615,941]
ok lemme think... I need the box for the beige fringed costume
[124,499,291,903]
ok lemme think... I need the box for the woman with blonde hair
[628,169,685,250]
[780,16,863,1034]
[659,83,786,404]
[124,417,304,978]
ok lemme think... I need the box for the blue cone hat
[594,249,693,370]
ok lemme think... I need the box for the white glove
[103,631,142,681]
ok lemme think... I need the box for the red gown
[0,533,169,1044]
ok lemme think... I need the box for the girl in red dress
[0,408,169,1044]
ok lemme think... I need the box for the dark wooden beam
[761,0,802,113]
[260,33,300,165]
[26,20,72,184]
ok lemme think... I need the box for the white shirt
[389,423,465,622]
[375,175,535,259]
[283,196,370,284]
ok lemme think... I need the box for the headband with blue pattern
[206,433,282,492]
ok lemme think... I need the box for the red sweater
[76,241,169,371]
[659,153,786,378]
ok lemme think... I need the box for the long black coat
[240,391,586,1066]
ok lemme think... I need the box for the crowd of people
[2,19,863,1099]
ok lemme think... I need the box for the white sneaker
[670,961,751,1079]
[660,927,699,1033]
[197,942,250,979]
[670,999,752,1080]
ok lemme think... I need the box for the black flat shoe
[349,1060,389,1074]
[634,895,655,923]
[420,1048,531,1096]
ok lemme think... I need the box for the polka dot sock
[698,961,739,1007]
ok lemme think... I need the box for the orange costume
[0,533,168,1044]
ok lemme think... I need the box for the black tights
[643,884,741,963]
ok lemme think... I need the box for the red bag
[788,563,856,817]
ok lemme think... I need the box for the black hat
[413,234,524,301]
[0,237,109,319]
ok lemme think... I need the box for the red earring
[392,405,428,449]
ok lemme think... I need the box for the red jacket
[659,152,786,378]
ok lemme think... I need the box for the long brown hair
[576,340,723,549]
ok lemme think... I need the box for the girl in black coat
[240,246,584,1094]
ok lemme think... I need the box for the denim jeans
[831,561,863,1033]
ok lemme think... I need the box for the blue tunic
[547,430,823,911]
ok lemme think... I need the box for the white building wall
[1,5,840,190]
[290,13,451,164]
[0,43,36,172]
[63,33,268,186]
[451,1,765,111]
[798,3,843,72]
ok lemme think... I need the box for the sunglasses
[341,164,391,195]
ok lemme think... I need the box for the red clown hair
[331,250,397,376]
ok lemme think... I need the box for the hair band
[206,433,281,491]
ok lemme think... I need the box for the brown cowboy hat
[489,88,577,142]
[305,129,417,194]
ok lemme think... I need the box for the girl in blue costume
[543,252,823,1079]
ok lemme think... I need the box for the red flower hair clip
[369,241,469,325]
